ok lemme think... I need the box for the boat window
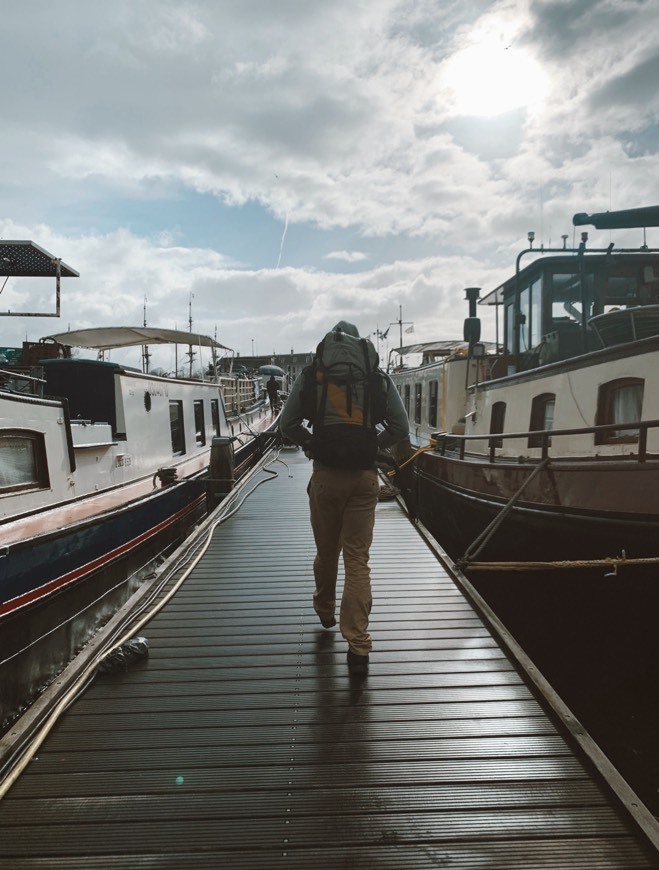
[403,384,411,416]
[428,380,438,429]
[211,399,221,436]
[550,272,595,328]
[518,280,542,351]
[194,400,206,446]
[169,401,186,455]
[0,430,49,492]
[414,383,422,424]
[599,273,642,311]
[489,402,506,448]
[528,394,555,448]
[595,378,644,444]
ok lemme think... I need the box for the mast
[390,305,413,355]
[142,296,150,374]
[187,292,195,378]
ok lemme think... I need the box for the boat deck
[1,448,658,868]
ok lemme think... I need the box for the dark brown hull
[414,451,659,564]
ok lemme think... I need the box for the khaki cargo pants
[308,468,379,656]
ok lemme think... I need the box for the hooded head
[332,320,360,338]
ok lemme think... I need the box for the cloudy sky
[1,0,658,371]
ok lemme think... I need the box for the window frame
[193,399,206,447]
[595,378,644,445]
[428,380,439,429]
[0,429,50,494]
[528,393,556,448]
[169,400,186,455]
[414,383,422,425]
[210,399,221,436]
[489,401,506,448]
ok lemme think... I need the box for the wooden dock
[0,447,658,868]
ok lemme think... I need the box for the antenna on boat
[142,295,151,374]
[390,305,413,353]
[187,292,195,377]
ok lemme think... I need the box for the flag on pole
[405,324,414,334]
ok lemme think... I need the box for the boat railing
[219,375,258,415]
[0,367,46,397]
[588,304,659,348]
[433,418,659,464]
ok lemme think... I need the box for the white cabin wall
[467,347,659,457]
[116,373,181,475]
[392,357,487,446]
[444,359,475,433]
[0,396,73,516]
[112,372,219,473]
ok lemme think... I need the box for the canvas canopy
[43,327,232,352]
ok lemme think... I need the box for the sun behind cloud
[441,42,547,118]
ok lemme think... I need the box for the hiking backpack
[300,327,388,469]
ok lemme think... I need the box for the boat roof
[393,340,473,356]
[0,241,79,277]
[479,248,659,306]
[42,326,232,352]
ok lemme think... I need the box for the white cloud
[324,251,369,263]
[1,0,658,359]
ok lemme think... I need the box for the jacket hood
[331,320,360,338]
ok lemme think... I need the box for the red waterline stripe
[0,495,205,618]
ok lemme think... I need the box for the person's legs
[308,471,344,623]
[339,470,379,656]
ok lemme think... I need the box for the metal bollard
[207,435,235,510]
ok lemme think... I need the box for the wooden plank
[0,447,656,867]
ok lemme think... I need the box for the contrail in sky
[276,213,289,268]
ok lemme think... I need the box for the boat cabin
[481,248,659,371]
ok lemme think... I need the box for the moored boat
[0,242,278,728]
[390,207,659,568]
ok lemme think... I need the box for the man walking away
[279,321,409,675]
[266,375,279,410]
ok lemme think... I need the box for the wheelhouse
[481,249,659,372]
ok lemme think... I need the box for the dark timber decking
[1,448,658,868]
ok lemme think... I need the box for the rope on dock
[460,554,659,572]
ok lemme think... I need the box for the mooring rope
[384,438,659,575]
[386,442,435,476]
[459,456,551,566]
[462,555,659,572]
